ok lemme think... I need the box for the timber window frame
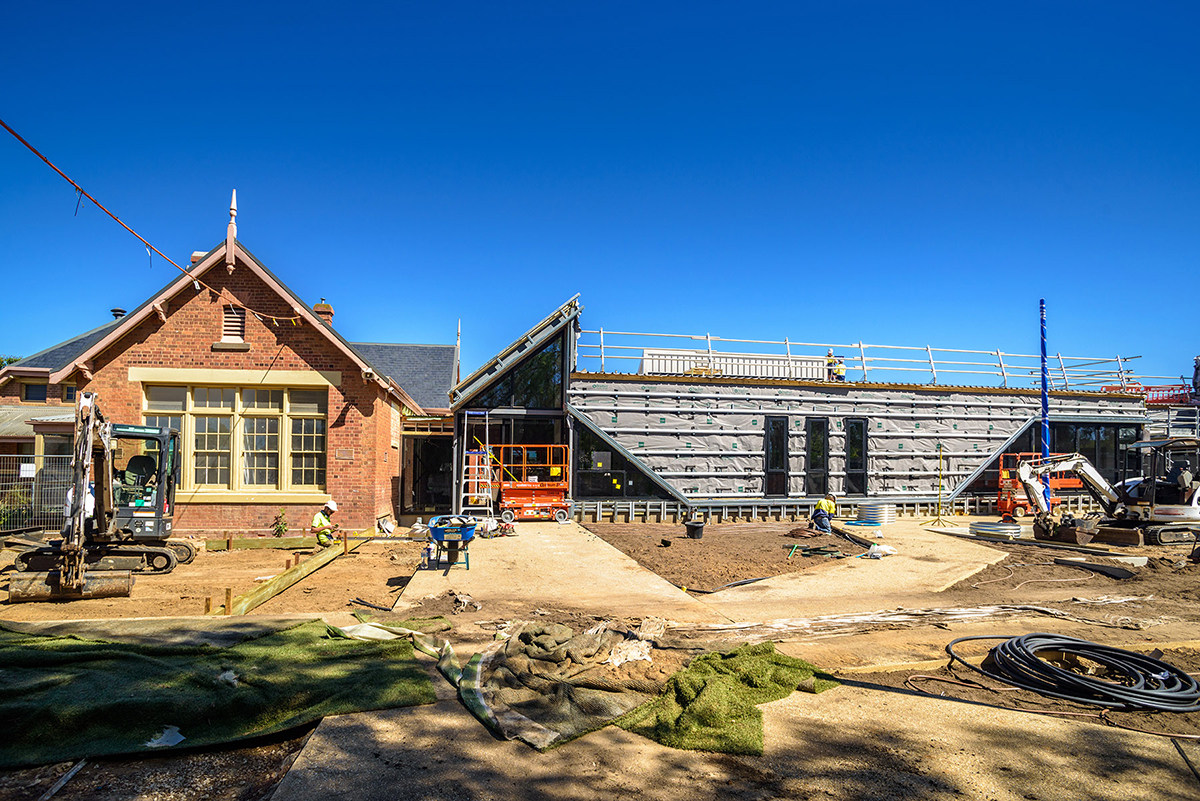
[21,383,48,403]
[143,384,327,494]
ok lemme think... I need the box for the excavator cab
[101,424,180,543]
[1126,438,1200,515]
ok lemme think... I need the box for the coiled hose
[946,633,1200,713]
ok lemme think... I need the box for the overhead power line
[0,117,301,324]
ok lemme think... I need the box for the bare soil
[3,523,1199,800]
[848,647,1200,740]
[0,539,425,620]
[0,729,311,801]
[934,538,1200,623]
[585,521,868,592]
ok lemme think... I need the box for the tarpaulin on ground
[616,641,838,756]
[0,619,436,768]
[332,618,839,755]
[477,620,683,750]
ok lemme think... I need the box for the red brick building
[0,212,455,536]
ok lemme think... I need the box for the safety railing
[0,455,72,534]
[576,329,1140,390]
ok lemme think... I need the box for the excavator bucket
[7,570,134,603]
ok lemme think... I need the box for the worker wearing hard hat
[825,349,846,382]
[811,493,837,533]
[311,500,339,547]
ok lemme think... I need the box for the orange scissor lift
[490,444,572,523]
[998,452,1083,518]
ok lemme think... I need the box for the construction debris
[450,590,482,614]
[664,598,1169,645]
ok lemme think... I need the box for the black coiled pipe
[946,633,1200,713]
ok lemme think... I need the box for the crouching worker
[311,499,339,546]
[810,493,837,533]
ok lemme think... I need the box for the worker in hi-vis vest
[311,499,339,546]
[811,493,837,533]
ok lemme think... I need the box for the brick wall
[65,255,397,536]
[0,380,71,406]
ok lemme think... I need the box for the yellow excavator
[7,392,195,602]
[1017,438,1200,546]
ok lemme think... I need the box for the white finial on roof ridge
[226,189,238,274]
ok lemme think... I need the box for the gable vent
[222,305,246,342]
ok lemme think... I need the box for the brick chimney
[313,298,334,327]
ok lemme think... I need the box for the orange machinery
[492,444,572,523]
[998,452,1082,518]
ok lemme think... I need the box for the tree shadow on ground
[272,660,1198,801]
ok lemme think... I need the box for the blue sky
[2,3,1197,385]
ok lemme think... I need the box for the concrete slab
[272,660,1193,801]
[697,519,1007,621]
[397,521,728,624]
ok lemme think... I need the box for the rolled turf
[616,641,838,755]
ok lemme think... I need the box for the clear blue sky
[2,2,1197,384]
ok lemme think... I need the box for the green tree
[0,356,21,367]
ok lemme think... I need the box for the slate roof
[349,343,457,410]
[9,319,121,371]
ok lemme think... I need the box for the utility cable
[0,117,301,324]
[946,633,1200,713]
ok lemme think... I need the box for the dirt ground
[585,520,868,591]
[0,730,311,801]
[848,647,1200,740]
[588,520,1200,623]
[0,539,425,620]
[3,521,1200,800]
[933,537,1200,625]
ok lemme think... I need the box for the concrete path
[698,519,1007,621]
[272,654,1196,801]
[396,521,728,624]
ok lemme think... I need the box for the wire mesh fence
[0,455,72,534]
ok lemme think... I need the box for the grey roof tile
[349,343,457,410]
[10,320,121,371]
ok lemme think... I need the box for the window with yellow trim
[143,385,328,492]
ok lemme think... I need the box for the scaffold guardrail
[575,328,1173,391]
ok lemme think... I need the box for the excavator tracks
[16,543,179,575]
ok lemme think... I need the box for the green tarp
[0,619,436,768]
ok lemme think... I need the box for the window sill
[177,490,331,505]
[211,342,251,352]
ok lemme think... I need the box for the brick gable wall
[63,258,398,536]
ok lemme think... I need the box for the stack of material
[969,521,1023,539]
[857,502,898,525]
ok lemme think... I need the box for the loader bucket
[7,570,134,603]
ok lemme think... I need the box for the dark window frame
[844,417,868,495]
[763,415,789,497]
[805,417,829,496]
